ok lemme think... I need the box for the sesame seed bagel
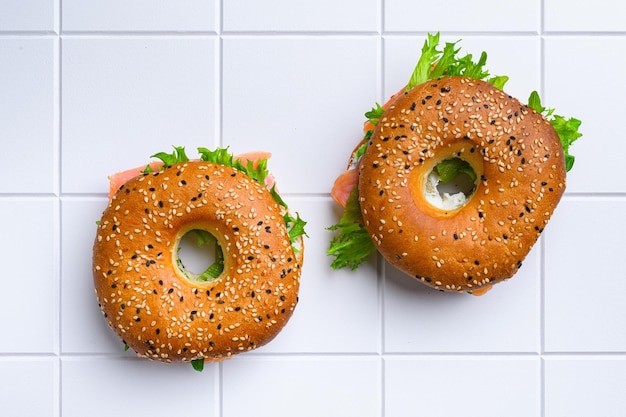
[93,160,302,362]
[358,76,566,292]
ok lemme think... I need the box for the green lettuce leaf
[198,147,270,185]
[435,158,477,184]
[191,358,204,372]
[405,32,508,91]
[190,230,224,282]
[284,213,308,245]
[142,145,189,173]
[527,91,582,171]
[327,186,376,270]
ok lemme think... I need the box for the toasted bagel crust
[93,161,301,362]
[358,76,566,292]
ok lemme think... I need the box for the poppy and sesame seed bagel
[358,76,566,293]
[93,160,303,363]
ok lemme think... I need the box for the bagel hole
[177,230,224,282]
[425,158,477,210]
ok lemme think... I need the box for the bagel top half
[358,76,566,292]
[93,160,302,362]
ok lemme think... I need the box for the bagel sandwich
[94,146,307,370]
[327,33,582,295]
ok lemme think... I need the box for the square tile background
[1,1,625,416]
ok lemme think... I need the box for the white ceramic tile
[383,35,541,102]
[61,197,131,354]
[255,198,380,354]
[384,244,540,353]
[545,357,626,417]
[0,358,56,417]
[545,36,626,193]
[0,0,55,32]
[545,0,626,32]
[385,356,540,417]
[0,38,56,194]
[62,0,217,32]
[544,198,626,352]
[223,0,378,32]
[384,0,539,32]
[62,357,218,417]
[222,36,379,195]
[0,198,56,353]
[223,356,380,417]
[2,1,625,416]
[61,37,218,194]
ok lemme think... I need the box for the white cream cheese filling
[424,170,468,211]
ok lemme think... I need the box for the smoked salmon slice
[331,168,359,208]
[108,161,163,199]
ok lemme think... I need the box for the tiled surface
[1,1,623,416]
